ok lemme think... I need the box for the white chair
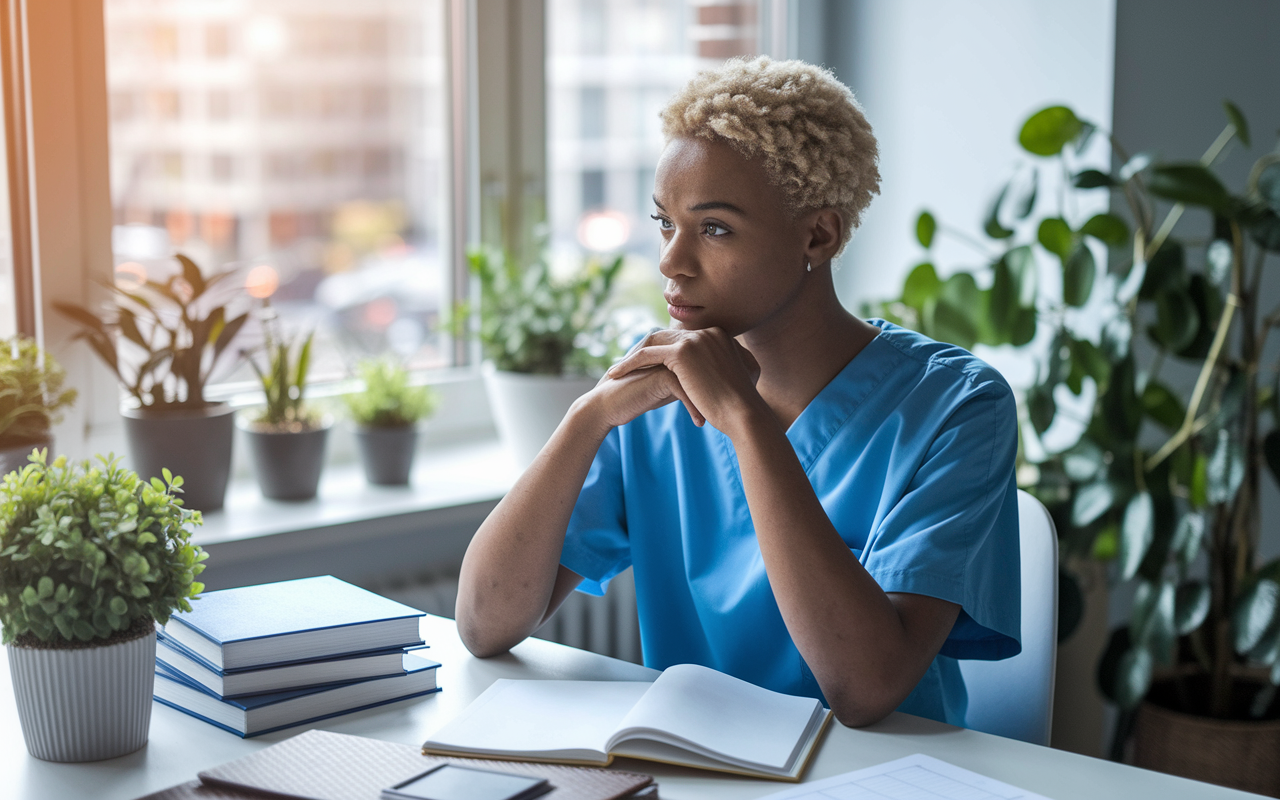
[957,489,1059,746]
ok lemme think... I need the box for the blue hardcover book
[161,576,425,671]
[153,653,441,737]
[155,632,417,698]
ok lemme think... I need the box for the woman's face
[652,136,816,337]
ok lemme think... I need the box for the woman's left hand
[605,328,764,433]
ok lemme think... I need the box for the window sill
[191,437,518,590]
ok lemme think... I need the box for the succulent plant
[344,357,437,429]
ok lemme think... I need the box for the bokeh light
[245,264,280,299]
[577,210,630,252]
[114,261,147,291]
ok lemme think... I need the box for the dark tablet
[381,764,551,800]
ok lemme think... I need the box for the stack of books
[153,575,440,737]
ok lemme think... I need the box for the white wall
[795,0,1117,312]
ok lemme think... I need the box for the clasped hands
[589,328,765,435]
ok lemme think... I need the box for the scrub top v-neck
[559,320,1021,727]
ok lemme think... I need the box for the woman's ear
[803,208,844,268]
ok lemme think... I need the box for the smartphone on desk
[382,764,551,800]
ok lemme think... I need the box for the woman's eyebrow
[689,200,746,215]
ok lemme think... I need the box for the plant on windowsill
[871,102,1280,794]
[465,248,625,468]
[0,336,76,476]
[53,254,250,512]
[0,451,207,762]
[343,357,438,486]
[241,300,328,501]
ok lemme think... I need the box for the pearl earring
[805,261,812,273]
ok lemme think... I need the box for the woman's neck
[739,267,879,430]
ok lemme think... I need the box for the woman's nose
[658,230,696,280]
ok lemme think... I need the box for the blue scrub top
[559,320,1021,727]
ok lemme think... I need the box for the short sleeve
[861,381,1021,661]
[559,427,631,596]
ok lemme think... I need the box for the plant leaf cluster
[54,254,249,408]
[0,337,77,448]
[343,357,438,428]
[872,101,1280,721]
[0,451,207,644]
[466,249,626,375]
[246,301,319,429]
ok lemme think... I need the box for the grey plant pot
[243,420,331,501]
[122,403,235,512]
[7,625,155,762]
[0,434,50,478]
[355,425,418,486]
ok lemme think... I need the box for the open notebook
[422,664,832,781]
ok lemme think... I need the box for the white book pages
[607,664,824,772]
[423,679,651,763]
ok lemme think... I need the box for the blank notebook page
[426,679,651,759]
[609,664,821,770]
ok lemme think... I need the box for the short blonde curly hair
[661,56,880,253]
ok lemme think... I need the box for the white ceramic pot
[7,625,156,762]
[482,364,597,470]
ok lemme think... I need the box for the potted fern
[344,357,437,486]
[468,248,624,468]
[0,337,76,476]
[0,451,207,761]
[54,254,249,511]
[241,301,328,500]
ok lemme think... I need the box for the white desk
[0,615,1259,800]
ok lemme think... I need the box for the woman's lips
[667,302,702,322]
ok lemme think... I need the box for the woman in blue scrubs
[456,56,1020,728]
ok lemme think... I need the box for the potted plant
[466,248,625,468]
[343,357,438,486]
[874,102,1280,794]
[54,254,249,512]
[0,451,207,762]
[241,301,328,500]
[0,337,76,476]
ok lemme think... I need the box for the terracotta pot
[1133,688,1280,796]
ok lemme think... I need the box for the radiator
[373,569,642,665]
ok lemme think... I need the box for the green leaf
[1132,579,1176,664]
[1062,245,1096,307]
[1092,523,1119,561]
[916,211,936,248]
[1141,380,1185,430]
[1102,356,1141,440]
[1109,643,1154,711]
[1150,288,1199,352]
[1063,438,1105,482]
[1223,100,1250,148]
[1138,242,1186,301]
[1172,513,1206,571]
[1148,164,1232,214]
[1018,106,1083,157]
[1028,384,1056,434]
[1073,480,1117,528]
[1190,453,1209,509]
[1080,213,1130,247]
[1006,245,1037,306]
[1207,428,1245,505]
[109,596,128,617]
[1258,162,1280,217]
[1264,430,1280,490]
[1175,581,1210,635]
[1012,169,1038,219]
[1235,578,1280,655]
[1037,218,1074,260]
[1059,566,1085,642]
[984,183,1014,240]
[1120,492,1155,580]
[902,262,941,308]
[1074,169,1116,189]
[1177,274,1224,360]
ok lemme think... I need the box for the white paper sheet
[756,753,1052,800]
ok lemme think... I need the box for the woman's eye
[650,214,673,231]
[702,223,729,236]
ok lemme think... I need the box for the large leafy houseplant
[872,102,1280,762]
[0,451,207,760]
[53,254,251,512]
[0,336,76,458]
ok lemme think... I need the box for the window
[546,0,761,273]
[103,0,452,391]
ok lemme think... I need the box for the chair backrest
[957,489,1058,746]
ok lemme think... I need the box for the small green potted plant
[241,301,328,500]
[0,451,207,762]
[344,357,437,486]
[54,254,250,511]
[0,336,76,476]
[466,248,625,468]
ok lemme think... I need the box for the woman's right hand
[582,363,705,432]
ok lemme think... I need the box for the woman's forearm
[724,407,959,726]
[455,398,610,657]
